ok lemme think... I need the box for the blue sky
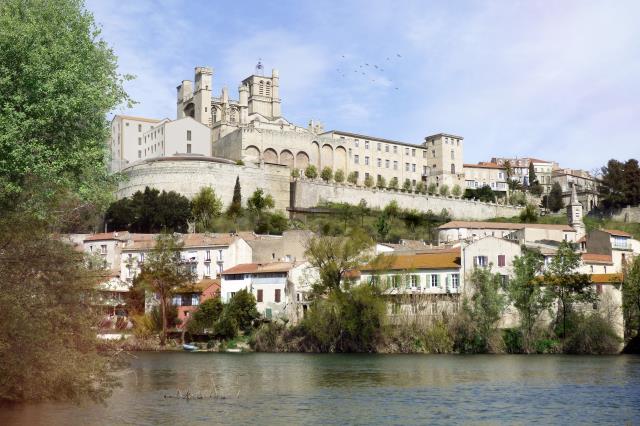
[87,0,640,170]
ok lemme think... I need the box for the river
[1,353,639,425]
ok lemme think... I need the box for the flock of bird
[335,53,403,90]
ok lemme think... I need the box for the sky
[86,0,640,171]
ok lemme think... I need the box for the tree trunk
[160,296,167,346]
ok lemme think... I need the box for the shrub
[415,181,426,194]
[305,165,318,179]
[132,313,155,339]
[334,169,345,183]
[213,313,238,340]
[428,183,437,194]
[188,297,223,334]
[320,167,333,182]
[388,177,399,190]
[347,171,358,185]
[452,184,462,197]
[402,179,412,192]
[376,175,386,189]
[236,159,245,166]
[563,312,622,354]
[520,203,538,223]
[252,322,288,352]
[364,175,374,188]
[439,184,450,197]
[422,320,454,353]
[502,328,524,354]
[291,168,300,178]
[226,289,259,332]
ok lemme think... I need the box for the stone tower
[567,183,585,240]
[176,66,213,126]
[422,133,464,189]
[241,68,281,119]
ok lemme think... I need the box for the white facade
[463,163,508,193]
[109,115,162,172]
[140,117,211,161]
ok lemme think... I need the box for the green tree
[347,171,358,185]
[464,185,496,202]
[503,160,513,182]
[320,167,333,182]
[543,241,595,341]
[305,231,374,297]
[547,182,564,212]
[402,178,412,192]
[383,200,400,218]
[376,213,390,241]
[305,165,318,179]
[364,174,374,188]
[247,188,275,218]
[428,183,437,194]
[388,177,399,190]
[334,169,345,183]
[156,190,191,232]
[105,197,134,231]
[519,203,539,223]
[528,162,538,187]
[135,234,195,345]
[191,187,223,232]
[376,175,386,189]
[415,181,426,194]
[0,0,131,212]
[599,158,640,209]
[622,255,640,344]
[452,184,462,197]
[226,289,259,333]
[506,249,551,352]
[291,168,300,178]
[227,176,242,218]
[439,184,450,197]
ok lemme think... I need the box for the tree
[452,184,462,197]
[305,231,374,297]
[622,255,640,344]
[247,188,275,218]
[464,185,496,202]
[402,179,412,192]
[105,197,134,231]
[226,289,259,332]
[347,171,358,185]
[320,167,333,182]
[0,212,119,402]
[364,175,374,188]
[156,190,191,232]
[544,241,595,340]
[505,249,550,352]
[383,200,400,218]
[519,203,538,223]
[376,175,386,189]
[528,162,538,187]
[291,168,300,178]
[439,184,450,196]
[600,158,640,209]
[547,182,564,212]
[334,169,345,183]
[227,176,242,218]
[375,214,390,241]
[191,187,222,232]
[503,160,514,182]
[416,181,426,194]
[135,233,195,345]
[0,0,130,212]
[305,165,318,179]
[427,183,437,194]
[388,177,399,190]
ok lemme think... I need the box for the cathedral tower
[241,68,281,119]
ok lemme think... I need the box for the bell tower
[567,183,585,240]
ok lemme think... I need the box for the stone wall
[611,206,640,223]
[291,179,524,220]
[117,157,291,210]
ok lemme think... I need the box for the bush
[564,312,622,354]
[347,172,358,185]
[402,179,412,192]
[291,168,300,178]
[305,165,318,179]
[422,320,454,353]
[415,181,426,194]
[334,169,345,183]
[388,177,399,190]
[236,159,245,166]
[439,184,450,197]
[252,322,288,352]
[188,297,223,334]
[520,203,538,223]
[376,175,386,189]
[226,289,259,332]
[213,313,238,340]
[132,313,155,339]
[320,167,333,182]
[364,175,374,188]
[428,183,437,194]
[502,328,524,354]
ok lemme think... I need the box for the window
[100,244,107,254]
[257,289,263,302]
[354,155,360,164]
[410,275,419,287]
[412,149,416,157]
[405,148,409,155]
[432,149,435,157]
[412,164,416,172]
[138,124,142,132]
[405,163,410,171]
[451,150,455,160]
[365,141,370,149]
[423,166,428,175]
[451,273,459,289]
[125,122,129,127]
[473,256,489,267]
[187,144,192,153]
[391,275,400,288]
[274,289,281,303]
[500,275,509,286]
[498,255,506,267]
[377,158,382,167]
[205,263,211,277]
[377,142,381,151]
[172,295,181,306]
[138,137,142,146]
[393,146,398,153]
[355,139,359,148]
[139,252,144,262]
[365,156,370,166]
[393,161,398,170]
[451,164,456,174]
[138,150,141,158]
[385,145,389,152]
[192,294,200,306]
[423,151,427,158]
[430,274,439,288]
[187,130,191,141]
[385,159,390,168]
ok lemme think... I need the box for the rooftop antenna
[255,59,264,76]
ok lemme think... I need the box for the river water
[1,353,639,425]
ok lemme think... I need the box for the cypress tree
[528,162,537,186]
[227,176,242,217]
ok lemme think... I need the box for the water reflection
[1,353,639,425]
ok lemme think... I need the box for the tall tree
[227,176,242,218]
[547,182,565,212]
[528,162,537,187]
[506,249,550,352]
[191,186,222,232]
[622,255,640,344]
[544,241,595,340]
[135,234,195,345]
[464,267,506,353]
[0,0,130,213]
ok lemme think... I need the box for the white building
[109,115,163,172]
[463,162,508,193]
[140,117,211,161]
[437,221,577,245]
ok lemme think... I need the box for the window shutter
[275,289,281,303]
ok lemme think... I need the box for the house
[172,278,220,326]
[245,230,313,262]
[437,221,576,245]
[220,261,316,322]
[460,236,522,290]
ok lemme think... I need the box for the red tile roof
[463,162,505,170]
[222,261,303,275]
[84,232,130,242]
[582,253,613,264]
[362,249,461,272]
[590,273,623,284]
[602,229,633,238]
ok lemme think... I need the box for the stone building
[551,168,599,212]
[463,162,508,193]
[492,157,557,193]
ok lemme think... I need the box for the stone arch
[263,148,278,164]
[245,145,260,163]
[296,151,309,170]
[311,141,320,168]
[334,146,347,172]
[280,149,294,168]
[183,102,195,118]
[321,144,334,169]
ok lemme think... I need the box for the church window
[266,81,271,96]
[354,155,359,164]
[385,160,390,168]
[365,156,370,166]
[259,80,264,95]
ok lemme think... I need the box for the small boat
[182,343,198,351]
[226,348,242,353]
